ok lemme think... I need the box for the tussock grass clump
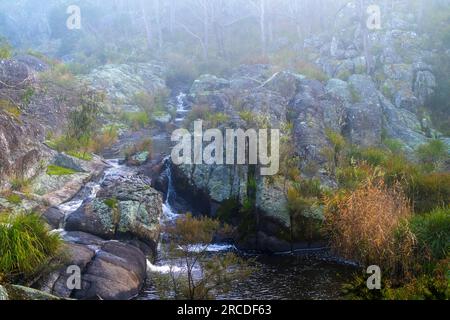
[325,179,416,276]
[0,214,62,282]
[124,138,153,163]
[409,173,450,214]
[121,111,150,130]
[409,207,450,262]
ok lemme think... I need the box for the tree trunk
[260,0,267,56]
[139,0,152,49]
[359,0,373,75]
[155,0,163,49]
[203,1,209,59]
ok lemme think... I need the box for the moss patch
[66,150,93,161]
[46,165,77,176]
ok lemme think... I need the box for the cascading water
[161,158,179,223]
[57,159,136,215]
[174,92,188,125]
[54,92,357,300]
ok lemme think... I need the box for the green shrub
[342,275,385,300]
[10,178,31,193]
[46,165,77,176]
[39,63,77,88]
[409,173,450,213]
[6,194,22,205]
[416,140,449,172]
[352,147,388,167]
[336,164,373,190]
[124,138,153,161]
[216,198,240,225]
[122,111,150,129]
[45,136,80,153]
[0,214,61,281]
[68,90,103,142]
[383,139,404,154]
[382,272,450,300]
[133,89,169,115]
[409,207,450,262]
[383,154,419,187]
[0,99,21,118]
[66,150,93,161]
[21,87,35,107]
[294,60,329,81]
[185,105,212,127]
[0,37,12,60]
[344,270,450,300]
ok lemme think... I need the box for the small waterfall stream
[55,92,357,300]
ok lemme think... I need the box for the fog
[1,0,448,66]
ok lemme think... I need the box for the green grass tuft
[46,165,77,176]
[66,150,93,161]
[0,213,62,281]
[6,195,22,205]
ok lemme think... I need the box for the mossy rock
[4,285,61,300]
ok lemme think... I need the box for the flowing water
[139,162,357,300]
[57,92,357,300]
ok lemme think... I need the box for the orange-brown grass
[325,179,416,278]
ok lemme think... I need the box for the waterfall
[161,157,179,222]
[174,92,188,125]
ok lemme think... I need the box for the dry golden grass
[325,178,416,277]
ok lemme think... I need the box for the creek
[55,92,357,300]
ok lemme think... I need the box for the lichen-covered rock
[15,55,49,72]
[0,59,34,89]
[31,154,106,206]
[0,285,8,300]
[325,79,351,102]
[190,74,230,95]
[4,285,61,300]
[82,63,166,105]
[230,64,272,90]
[381,96,428,152]
[414,70,436,105]
[343,103,383,147]
[65,176,162,248]
[0,112,53,191]
[262,71,305,102]
[127,151,150,166]
[153,111,172,126]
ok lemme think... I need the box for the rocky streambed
[30,91,357,301]
[37,159,162,300]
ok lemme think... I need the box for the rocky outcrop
[0,56,88,191]
[81,63,166,107]
[303,3,437,131]
[0,285,8,300]
[39,231,147,300]
[173,56,435,251]
[0,59,34,89]
[73,241,146,300]
[31,153,107,206]
[190,74,230,94]
[65,175,162,251]
[3,285,61,300]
